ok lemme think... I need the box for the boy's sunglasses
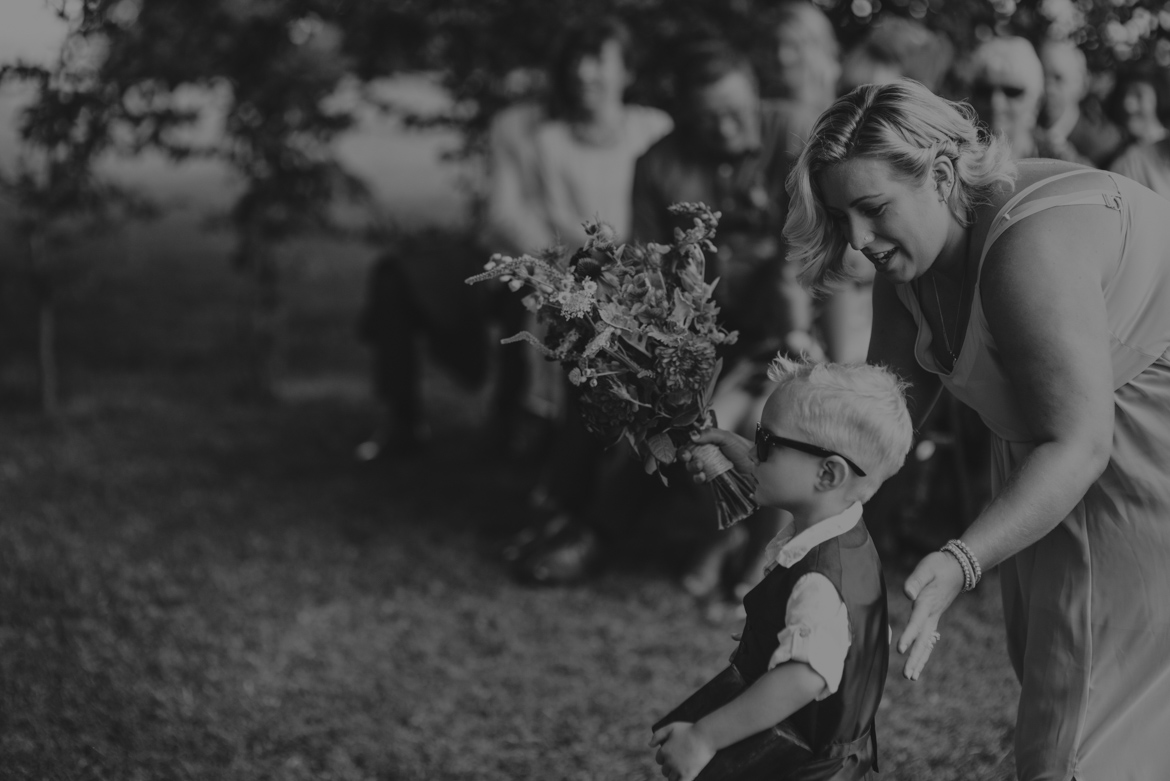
[755,424,867,477]
[971,82,1028,101]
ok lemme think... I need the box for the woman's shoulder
[622,104,674,146]
[532,118,571,149]
[975,161,1112,224]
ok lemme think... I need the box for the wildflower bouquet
[466,202,757,529]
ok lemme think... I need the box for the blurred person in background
[500,16,673,585]
[1108,65,1170,197]
[1106,64,1170,150]
[838,16,954,96]
[1037,38,1125,168]
[355,91,545,460]
[534,16,672,247]
[769,1,842,145]
[630,39,820,607]
[357,17,670,468]
[965,36,1047,159]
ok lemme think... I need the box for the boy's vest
[733,518,888,777]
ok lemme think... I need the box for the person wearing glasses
[656,355,912,781]
[690,78,1170,779]
[966,36,1050,160]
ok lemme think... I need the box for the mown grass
[0,216,1018,780]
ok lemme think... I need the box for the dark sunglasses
[755,423,867,477]
[971,82,1027,101]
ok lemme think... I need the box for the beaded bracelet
[949,538,982,587]
[941,543,974,591]
[941,540,980,592]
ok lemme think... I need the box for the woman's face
[571,39,629,117]
[686,69,761,159]
[815,156,954,284]
[1123,81,1158,125]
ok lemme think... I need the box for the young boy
[653,355,914,781]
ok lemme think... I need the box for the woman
[688,80,1170,779]
[533,16,671,248]
[1109,66,1170,199]
[502,16,672,584]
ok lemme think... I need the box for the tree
[6,0,379,403]
[1,44,147,414]
[8,0,1170,408]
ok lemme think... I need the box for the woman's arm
[955,204,1115,567]
[899,203,1116,678]
[867,275,943,433]
[482,109,555,255]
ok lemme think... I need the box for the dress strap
[978,169,1120,268]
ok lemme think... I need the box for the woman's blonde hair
[784,79,1017,296]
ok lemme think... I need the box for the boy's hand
[679,428,754,484]
[649,722,716,781]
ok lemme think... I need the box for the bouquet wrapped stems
[687,441,759,530]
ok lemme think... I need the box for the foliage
[469,204,733,456]
[468,203,758,527]
[383,0,1170,149]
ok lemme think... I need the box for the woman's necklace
[920,227,972,371]
[931,270,965,370]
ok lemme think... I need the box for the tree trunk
[27,230,60,417]
[238,223,283,402]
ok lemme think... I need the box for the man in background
[1037,37,1125,168]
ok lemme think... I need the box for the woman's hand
[678,428,754,484]
[897,551,965,681]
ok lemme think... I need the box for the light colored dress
[894,168,1170,781]
[1110,139,1170,202]
[534,105,672,245]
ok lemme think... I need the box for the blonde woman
[688,79,1170,779]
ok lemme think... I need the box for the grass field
[0,211,1020,780]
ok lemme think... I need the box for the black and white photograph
[3,1,1170,779]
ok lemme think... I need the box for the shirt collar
[763,502,864,573]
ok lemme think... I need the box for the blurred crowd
[357,6,1170,607]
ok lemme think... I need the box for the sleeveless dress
[894,169,1170,781]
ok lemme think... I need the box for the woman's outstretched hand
[897,551,966,681]
[678,428,754,483]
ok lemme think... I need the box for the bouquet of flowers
[466,202,757,529]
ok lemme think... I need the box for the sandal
[513,522,601,585]
[501,513,570,564]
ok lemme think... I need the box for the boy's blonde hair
[784,79,1017,297]
[767,355,913,497]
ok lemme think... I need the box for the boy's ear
[816,457,850,491]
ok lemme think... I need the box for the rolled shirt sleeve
[768,572,850,700]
